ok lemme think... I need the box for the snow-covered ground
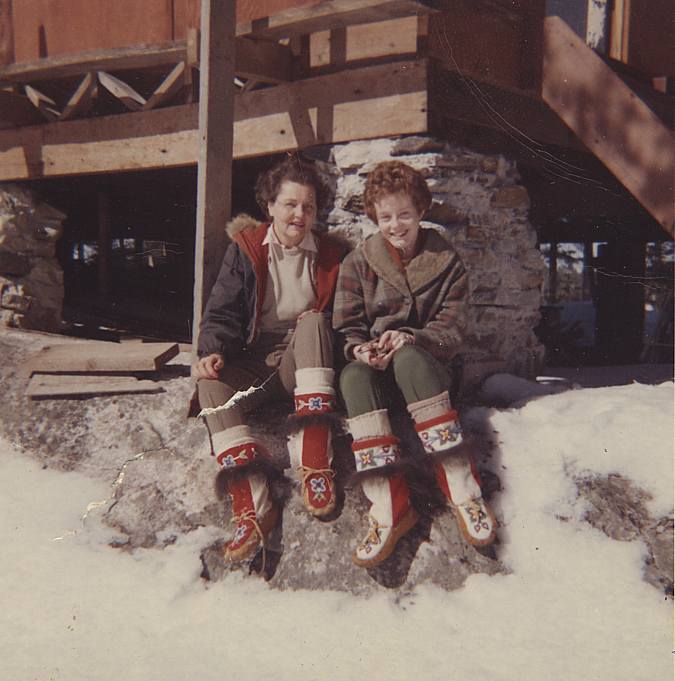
[1,381,672,681]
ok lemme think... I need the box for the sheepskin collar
[362,229,457,295]
[226,213,261,237]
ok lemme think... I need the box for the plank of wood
[542,15,674,236]
[235,36,292,83]
[25,84,60,121]
[60,72,98,120]
[98,71,146,111]
[25,374,162,398]
[142,62,187,111]
[309,15,417,71]
[24,342,179,374]
[0,37,291,85]
[0,41,187,82]
[236,0,437,40]
[192,0,236,347]
[0,60,428,180]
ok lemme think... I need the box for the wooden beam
[192,0,236,347]
[236,0,438,40]
[543,15,674,236]
[60,72,98,121]
[309,15,418,72]
[608,0,628,62]
[142,62,186,111]
[98,71,146,111]
[0,42,187,82]
[0,60,427,180]
[24,342,180,374]
[0,37,292,85]
[25,374,162,399]
[548,241,557,303]
[235,36,293,83]
[234,59,427,154]
[25,84,60,121]
[97,191,112,300]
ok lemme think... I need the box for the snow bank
[1,380,672,681]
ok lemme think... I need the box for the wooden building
[0,0,673,362]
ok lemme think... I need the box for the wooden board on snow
[25,374,162,398]
[24,341,179,374]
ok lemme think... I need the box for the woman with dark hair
[193,156,343,563]
[333,160,496,568]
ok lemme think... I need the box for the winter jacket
[332,228,468,363]
[198,215,344,359]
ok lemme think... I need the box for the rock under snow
[2,327,672,600]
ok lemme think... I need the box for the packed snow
[1,381,672,681]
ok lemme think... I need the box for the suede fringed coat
[332,228,468,363]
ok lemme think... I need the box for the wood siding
[8,0,319,62]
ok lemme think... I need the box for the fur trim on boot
[210,425,278,563]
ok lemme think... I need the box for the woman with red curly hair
[333,160,496,568]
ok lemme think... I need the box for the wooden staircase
[542,16,674,237]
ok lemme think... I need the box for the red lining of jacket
[232,222,343,342]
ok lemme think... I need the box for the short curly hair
[363,161,432,223]
[255,155,330,219]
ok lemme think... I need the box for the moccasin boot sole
[352,506,419,568]
[223,504,279,563]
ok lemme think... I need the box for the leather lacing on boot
[228,509,269,572]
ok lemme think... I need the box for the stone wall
[320,136,546,381]
[0,185,65,332]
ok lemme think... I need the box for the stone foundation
[0,185,65,332]
[320,136,546,381]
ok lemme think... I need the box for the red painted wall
[9,0,320,62]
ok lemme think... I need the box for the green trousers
[339,345,451,418]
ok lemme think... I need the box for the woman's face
[267,181,317,248]
[373,191,422,258]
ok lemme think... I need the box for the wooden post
[582,240,593,300]
[97,191,112,300]
[192,0,236,350]
[548,241,558,304]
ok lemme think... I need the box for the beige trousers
[197,311,333,433]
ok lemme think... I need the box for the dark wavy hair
[255,155,330,219]
[363,160,432,223]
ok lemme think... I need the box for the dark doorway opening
[31,157,274,341]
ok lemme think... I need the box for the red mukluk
[287,367,337,517]
[212,425,278,562]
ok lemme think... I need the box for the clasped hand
[353,330,414,371]
[192,352,224,379]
